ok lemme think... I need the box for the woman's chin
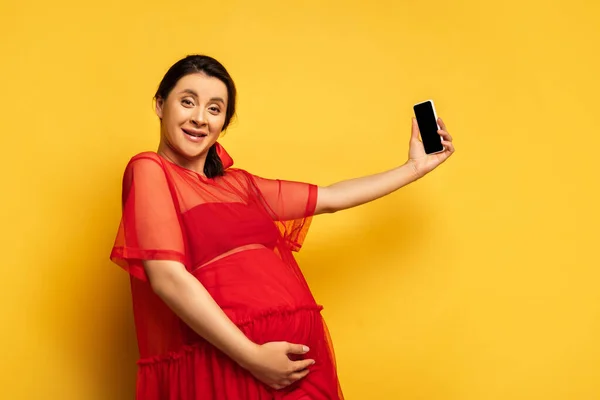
[179,143,214,159]
[164,136,216,160]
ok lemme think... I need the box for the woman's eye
[182,99,194,106]
[209,106,221,113]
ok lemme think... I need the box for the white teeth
[184,130,205,137]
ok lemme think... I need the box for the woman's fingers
[271,363,312,390]
[438,129,452,142]
[437,117,452,143]
[435,118,455,155]
[438,117,448,132]
[442,140,455,154]
[275,358,314,388]
[288,368,311,383]
[291,358,315,372]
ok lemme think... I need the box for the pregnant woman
[110,54,454,400]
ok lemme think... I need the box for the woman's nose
[191,109,207,126]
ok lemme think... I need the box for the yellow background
[1,0,599,399]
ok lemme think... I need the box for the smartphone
[413,100,444,154]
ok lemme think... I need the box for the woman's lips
[182,128,207,142]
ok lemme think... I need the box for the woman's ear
[155,97,164,119]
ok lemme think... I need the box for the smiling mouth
[182,128,208,138]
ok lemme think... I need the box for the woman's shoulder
[225,167,249,176]
[120,152,166,178]
[129,151,162,164]
[225,167,256,182]
[124,151,166,169]
[222,168,260,192]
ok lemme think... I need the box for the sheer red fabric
[110,145,344,400]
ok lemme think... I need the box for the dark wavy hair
[154,55,237,178]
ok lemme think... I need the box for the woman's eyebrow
[210,97,225,104]
[179,88,199,97]
[179,89,225,104]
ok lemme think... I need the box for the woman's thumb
[411,117,420,140]
[287,343,310,355]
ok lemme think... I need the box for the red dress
[110,145,344,400]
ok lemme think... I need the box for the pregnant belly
[191,247,318,325]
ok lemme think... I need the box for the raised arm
[315,117,455,214]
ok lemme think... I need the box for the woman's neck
[157,142,208,177]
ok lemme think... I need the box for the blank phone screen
[414,101,443,154]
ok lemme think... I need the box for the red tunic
[110,147,343,399]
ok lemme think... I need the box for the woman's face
[156,72,228,165]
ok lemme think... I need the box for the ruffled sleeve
[247,173,318,252]
[110,154,187,281]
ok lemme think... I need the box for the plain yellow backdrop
[1,0,599,399]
